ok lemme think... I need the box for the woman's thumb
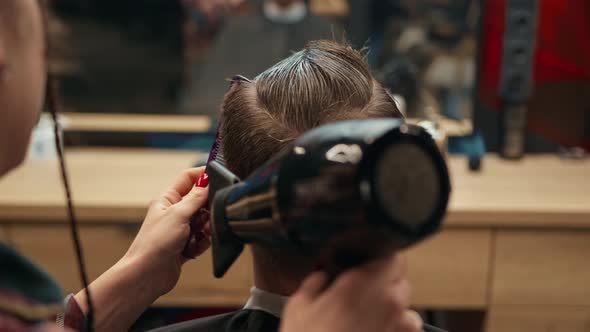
[174,185,209,219]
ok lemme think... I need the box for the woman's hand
[280,254,423,332]
[74,167,211,332]
[124,166,211,296]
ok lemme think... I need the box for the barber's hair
[220,40,403,179]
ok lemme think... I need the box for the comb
[182,123,225,258]
[182,75,249,258]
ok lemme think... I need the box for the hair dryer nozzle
[207,161,244,278]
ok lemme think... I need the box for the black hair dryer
[208,118,451,278]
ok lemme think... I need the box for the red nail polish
[195,173,209,187]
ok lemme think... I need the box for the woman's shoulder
[0,243,64,326]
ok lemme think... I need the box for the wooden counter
[0,149,206,222]
[447,156,590,228]
[3,151,587,225]
[60,112,212,134]
[1,149,589,331]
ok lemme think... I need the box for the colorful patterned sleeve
[57,294,85,331]
[0,243,67,331]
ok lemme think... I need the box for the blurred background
[47,0,485,153]
[45,0,590,160]
[1,1,589,332]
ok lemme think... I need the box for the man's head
[0,0,46,176]
[221,40,402,179]
[218,40,402,293]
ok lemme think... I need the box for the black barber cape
[148,309,446,332]
[148,288,447,332]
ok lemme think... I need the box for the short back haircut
[220,40,403,179]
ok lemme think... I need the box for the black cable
[40,1,95,330]
[47,78,95,332]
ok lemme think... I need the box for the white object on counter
[27,114,64,160]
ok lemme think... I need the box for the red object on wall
[478,0,590,150]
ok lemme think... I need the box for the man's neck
[253,264,301,297]
[251,246,309,296]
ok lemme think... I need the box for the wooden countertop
[447,155,590,228]
[0,149,588,227]
[60,112,212,133]
[58,112,468,137]
[0,149,206,222]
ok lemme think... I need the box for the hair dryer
[207,118,450,278]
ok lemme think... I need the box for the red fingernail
[195,173,209,187]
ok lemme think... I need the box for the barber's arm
[281,254,423,332]
[72,167,211,332]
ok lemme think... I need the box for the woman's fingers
[203,220,212,238]
[372,253,407,284]
[173,185,209,219]
[393,310,423,332]
[298,271,329,301]
[328,253,407,298]
[158,167,206,207]
[172,167,206,196]
[388,278,412,316]
[194,232,212,255]
[283,255,415,332]
[181,231,211,262]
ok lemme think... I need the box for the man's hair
[220,40,403,179]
